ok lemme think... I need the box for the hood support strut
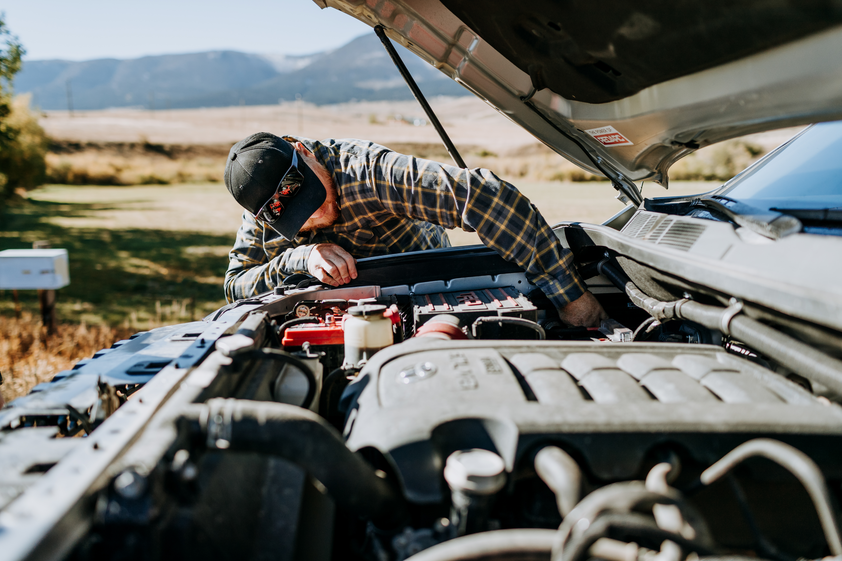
[374,25,468,169]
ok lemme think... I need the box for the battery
[282,322,345,347]
[411,287,537,329]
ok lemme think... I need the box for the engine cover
[344,339,842,503]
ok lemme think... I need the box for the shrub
[0,95,48,200]
[670,140,765,182]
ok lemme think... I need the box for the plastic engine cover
[343,339,842,503]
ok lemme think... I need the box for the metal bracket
[719,298,744,336]
[205,399,235,450]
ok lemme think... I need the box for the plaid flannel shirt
[224,137,586,309]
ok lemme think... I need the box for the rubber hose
[553,481,713,558]
[405,528,556,561]
[181,398,407,529]
[701,438,842,556]
[471,316,546,340]
[257,348,318,410]
[534,446,582,517]
[598,260,842,397]
[277,316,319,343]
[561,512,716,561]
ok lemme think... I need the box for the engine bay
[2,236,842,561]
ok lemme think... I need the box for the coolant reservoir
[344,304,393,367]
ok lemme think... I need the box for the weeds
[0,312,135,404]
[0,297,200,403]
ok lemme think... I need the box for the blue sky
[2,0,372,60]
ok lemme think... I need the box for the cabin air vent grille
[622,212,660,239]
[623,214,706,251]
[656,222,706,251]
[648,217,674,241]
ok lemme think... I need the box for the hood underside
[317,0,842,187]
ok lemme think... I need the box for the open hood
[315,0,842,191]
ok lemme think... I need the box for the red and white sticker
[584,126,634,147]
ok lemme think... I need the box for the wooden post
[12,290,21,319]
[32,241,57,335]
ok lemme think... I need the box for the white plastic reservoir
[343,304,392,368]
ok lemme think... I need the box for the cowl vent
[656,221,706,251]
[621,212,706,251]
[622,212,660,239]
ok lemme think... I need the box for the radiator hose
[181,398,407,529]
[405,529,556,561]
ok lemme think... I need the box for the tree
[0,14,47,210]
[0,15,21,96]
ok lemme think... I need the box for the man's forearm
[224,244,314,302]
[224,260,278,302]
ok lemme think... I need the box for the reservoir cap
[444,449,506,495]
[348,304,387,317]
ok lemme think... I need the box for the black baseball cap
[224,132,326,240]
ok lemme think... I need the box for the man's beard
[298,201,341,233]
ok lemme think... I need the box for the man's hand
[307,243,358,287]
[557,291,608,327]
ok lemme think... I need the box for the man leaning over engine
[223,132,607,327]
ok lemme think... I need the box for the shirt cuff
[530,269,587,310]
[276,243,315,277]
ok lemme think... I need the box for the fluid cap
[444,449,506,495]
[348,304,387,317]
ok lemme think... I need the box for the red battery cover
[281,304,400,348]
[282,321,345,347]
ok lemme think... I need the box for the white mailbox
[0,249,70,290]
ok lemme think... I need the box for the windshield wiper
[645,195,802,239]
[769,207,842,226]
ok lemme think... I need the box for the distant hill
[14,34,470,110]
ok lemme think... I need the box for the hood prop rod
[374,25,468,169]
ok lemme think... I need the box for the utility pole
[66,80,74,117]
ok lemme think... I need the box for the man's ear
[294,142,313,156]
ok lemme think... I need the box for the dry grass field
[0,313,135,406]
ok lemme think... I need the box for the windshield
[718,121,842,211]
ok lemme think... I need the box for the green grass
[1,180,719,326]
[1,183,241,326]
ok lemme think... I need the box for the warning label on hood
[584,126,634,147]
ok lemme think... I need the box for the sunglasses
[254,151,305,223]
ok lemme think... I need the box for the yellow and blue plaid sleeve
[224,211,314,302]
[363,148,587,308]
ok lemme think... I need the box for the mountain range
[14,33,470,110]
